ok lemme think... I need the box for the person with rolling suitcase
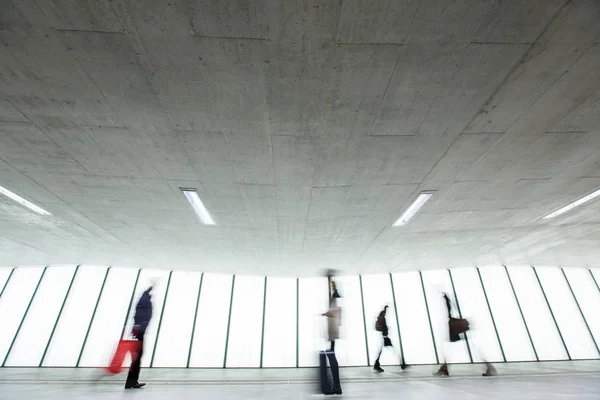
[125,285,153,389]
[319,281,342,395]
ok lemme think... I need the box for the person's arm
[444,294,452,318]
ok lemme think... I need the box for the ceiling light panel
[0,185,52,216]
[180,188,216,225]
[393,191,435,227]
[543,188,600,219]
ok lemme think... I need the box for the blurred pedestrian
[373,306,407,372]
[125,285,153,389]
[323,282,341,351]
[320,280,342,395]
[434,292,496,377]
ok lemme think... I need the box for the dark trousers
[126,332,144,386]
[319,350,341,394]
[326,351,341,390]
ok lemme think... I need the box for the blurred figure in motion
[324,281,341,351]
[125,284,153,389]
[434,292,496,377]
[320,279,342,395]
[373,306,407,372]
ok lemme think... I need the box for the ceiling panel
[2,0,600,274]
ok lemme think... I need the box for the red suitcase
[106,340,141,374]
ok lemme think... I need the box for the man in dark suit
[126,285,153,389]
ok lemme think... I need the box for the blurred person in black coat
[373,306,407,372]
[434,293,496,377]
[125,285,153,389]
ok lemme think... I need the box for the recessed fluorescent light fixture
[0,184,52,216]
[542,188,600,219]
[180,187,216,225]
[393,191,435,227]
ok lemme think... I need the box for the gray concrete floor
[1,361,599,399]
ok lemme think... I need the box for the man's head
[148,278,159,294]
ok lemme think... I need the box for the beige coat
[324,306,342,340]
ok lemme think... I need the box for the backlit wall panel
[1,265,599,369]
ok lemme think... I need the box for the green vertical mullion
[187,272,204,368]
[561,268,600,356]
[259,277,268,368]
[389,273,405,365]
[39,265,80,367]
[358,275,370,366]
[447,269,472,363]
[150,270,173,367]
[419,271,439,364]
[121,269,142,339]
[504,266,538,361]
[295,278,299,368]
[223,275,236,368]
[590,269,600,293]
[533,267,570,360]
[3,266,47,366]
[77,267,111,367]
[0,268,15,299]
[477,267,506,362]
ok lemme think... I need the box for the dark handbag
[448,318,469,342]
[383,337,392,347]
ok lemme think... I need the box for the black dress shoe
[125,382,146,389]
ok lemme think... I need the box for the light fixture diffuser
[180,188,216,225]
[542,188,600,219]
[0,184,52,216]
[393,191,435,226]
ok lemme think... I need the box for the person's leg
[126,333,145,388]
[374,334,385,372]
[471,333,497,377]
[326,351,342,394]
[482,361,497,376]
[319,351,333,394]
[125,345,142,387]
[373,346,384,372]
[374,347,383,364]
[330,340,335,352]
[133,343,143,382]
[435,336,449,376]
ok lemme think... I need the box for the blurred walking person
[373,306,407,372]
[324,281,341,351]
[125,285,153,389]
[320,280,342,395]
[434,292,496,377]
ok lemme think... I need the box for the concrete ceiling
[1,0,600,276]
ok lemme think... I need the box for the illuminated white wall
[0,265,599,368]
